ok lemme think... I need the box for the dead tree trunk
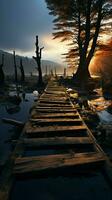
[0,54,5,84]
[33,36,44,85]
[55,67,57,77]
[19,58,25,82]
[46,65,48,76]
[13,51,18,82]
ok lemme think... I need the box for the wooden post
[13,51,18,82]
[51,69,53,77]
[19,58,25,82]
[49,66,51,75]
[0,54,5,84]
[64,68,66,78]
[33,35,44,85]
[55,67,57,77]
[46,65,48,76]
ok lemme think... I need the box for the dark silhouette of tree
[45,65,48,75]
[0,54,5,84]
[55,67,57,76]
[45,0,112,83]
[33,35,44,85]
[13,51,18,82]
[19,58,25,82]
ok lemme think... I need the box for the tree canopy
[45,0,112,82]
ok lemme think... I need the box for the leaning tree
[45,0,112,82]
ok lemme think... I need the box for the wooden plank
[36,104,71,108]
[35,106,72,110]
[46,87,65,93]
[38,100,68,104]
[34,108,77,113]
[45,91,65,95]
[31,112,80,119]
[39,97,67,100]
[37,98,69,102]
[30,118,82,123]
[47,86,64,89]
[47,88,64,91]
[14,152,105,176]
[30,118,83,126]
[41,94,66,98]
[22,137,93,148]
[25,123,88,137]
[35,104,73,108]
[39,99,68,102]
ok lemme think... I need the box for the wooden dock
[0,78,111,200]
[14,79,106,177]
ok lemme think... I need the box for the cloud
[0,0,53,51]
[41,35,68,63]
[0,0,68,65]
[6,34,69,65]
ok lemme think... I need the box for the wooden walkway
[0,78,110,200]
[14,79,106,177]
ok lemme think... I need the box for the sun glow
[100,33,112,43]
[41,35,68,63]
[89,37,112,75]
[6,34,69,65]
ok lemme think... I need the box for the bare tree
[33,35,44,85]
[19,58,25,82]
[0,54,5,84]
[13,51,18,82]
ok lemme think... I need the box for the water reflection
[22,92,26,101]
[0,84,36,167]
[5,104,21,114]
[97,110,112,124]
[10,173,112,200]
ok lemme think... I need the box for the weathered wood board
[22,137,93,148]
[14,152,105,177]
[25,123,87,134]
[31,112,80,119]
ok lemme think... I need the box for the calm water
[0,84,37,164]
[10,173,112,200]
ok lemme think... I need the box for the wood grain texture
[14,152,105,176]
